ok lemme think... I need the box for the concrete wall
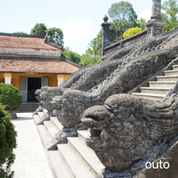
[0,73,4,82]
[0,47,61,57]
[104,29,147,56]
[0,73,71,89]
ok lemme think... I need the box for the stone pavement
[11,113,53,178]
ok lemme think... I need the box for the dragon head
[82,94,178,172]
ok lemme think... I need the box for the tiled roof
[0,34,60,50]
[0,57,79,74]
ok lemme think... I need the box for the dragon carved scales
[81,81,178,177]
[35,27,176,118]
[50,29,178,128]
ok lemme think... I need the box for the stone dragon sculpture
[40,28,178,150]
[81,80,178,177]
[51,29,178,129]
[35,27,178,151]
[34,28,171,118]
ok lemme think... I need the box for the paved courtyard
[11,113,53,178]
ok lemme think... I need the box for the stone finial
[151,0,162,19]
[103,15,109,22]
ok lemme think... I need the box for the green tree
[13,32,28,35]
[79,30,102,65]
[161,0,178,31]
[0,104,16,178]
[137,18,147,30]
[30,23,47,36]
[108,1,137,22]
[108,1,138,41]
[88,30,102,57]
[123,27,142,38]
[61,47,80,64]
[46,27,63,44]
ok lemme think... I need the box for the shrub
[0,104,16,178]
[164,24,174,32]
[0,83,22,110]
[123,27,142,38]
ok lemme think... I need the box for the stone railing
[104,29,147,56]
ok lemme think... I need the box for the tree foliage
[137,18,147,30]
[61,47,81,64]
[161,0,178,31]
[0,104,16,178]
[108,1,138,41]
[30,23,47,36]
[46,27,63,44]
[108,1,137,22]
[30,23,63,44]
[123,27,142,38]
[79,30,102,65]
[13,32,28,35]
[0,83,22,110]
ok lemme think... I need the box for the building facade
[0,33,80,102]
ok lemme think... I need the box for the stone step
[172,65,178,70]
[17,102,39,112]
[67,137,105,175]
[164,70,178,76]
[43,109,48,114]
[19,102,39,108]
[131,93,165,100]
[38,111,45,119]
[48,151,73,178]
[36,125,52,148]
[156,75,178,81]
[77,130,90,145]
[33,114,40,124]
[44,121,60,138]
[149,81,175,88]
[50,117,63,131]
[57,144,95,178]
[140,87,170,95]
[17,108,36,112]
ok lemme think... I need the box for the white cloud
[48,19,93,43]
[138,9,151,21]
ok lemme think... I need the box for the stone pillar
[57,74,64,86]
[101,15,110,57]
[4,73,12,84]
[146,0,166,37]
[151,0,162,19]
[57,78,64,86]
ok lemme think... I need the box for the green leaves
[30,23,47,36]
[30,23,64,44]
[46,27,63,44]
[0,104,16,178]
[161,0,178,31]
[108,1,138,41]
[0,83,22,110]
[13,32,28,35]
[30,23,47,35]
[61,47,81,64]
[108,1,137,22]
[123,27,142,38]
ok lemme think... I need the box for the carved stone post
[101,15,110,57]
[146,0,166,37]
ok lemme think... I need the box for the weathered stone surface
[8,109,17,119]
[81,80,178,177]
[51,31,178,129]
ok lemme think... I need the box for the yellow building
[0,32,80,102]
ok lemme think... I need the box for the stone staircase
[132,65,178,100]
[17,102,39,112]
[33,109,105,178]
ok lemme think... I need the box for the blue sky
[0,0,166,55]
